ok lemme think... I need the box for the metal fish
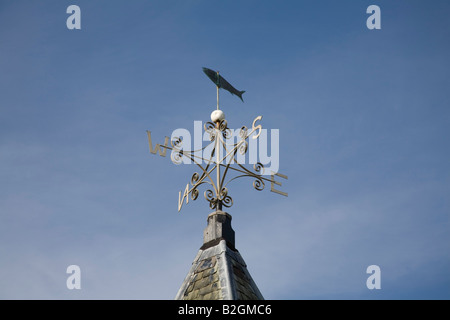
[202,67,245,102]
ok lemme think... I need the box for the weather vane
[147,67,287,212]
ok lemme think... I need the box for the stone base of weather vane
[202,210,235,250]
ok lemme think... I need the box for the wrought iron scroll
[156,115,286,212]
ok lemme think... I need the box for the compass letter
[270,172,288,197]
[147,131,170,157]
[252,116,263,140]
[178,183,190,211]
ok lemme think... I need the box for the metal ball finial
[211,109,225,123]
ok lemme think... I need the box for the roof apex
[175,239,264,300]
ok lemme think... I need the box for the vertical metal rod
[217,85,219,110]
[216,70,220,110]
[216,121,221,210]
[216,70,222,210]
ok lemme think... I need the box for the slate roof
[175,239,264,300]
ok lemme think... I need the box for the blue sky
[0,0,449,299]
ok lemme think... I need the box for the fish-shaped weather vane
[145,67,288,212]
[203,67,245,102]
